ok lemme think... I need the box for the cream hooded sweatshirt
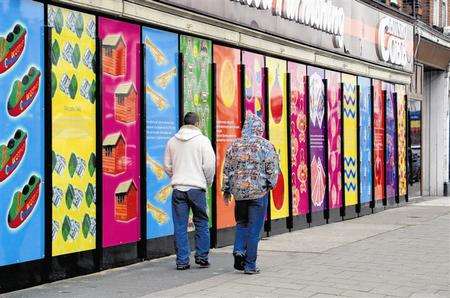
[164,125,216,191]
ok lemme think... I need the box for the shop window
[434,0,440,27]
[443,0,448,27]
[404,0,423,17]
[408,99,422,197]
[390,0,399,8]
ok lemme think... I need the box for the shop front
[412,22,450,197]
[136,0,414,228]
[0,0,416,291]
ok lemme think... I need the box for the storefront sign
[230,0,345,48]
[358,76,373,204]
[49,6,97,256]
[378,17,409,67]
[100,17,141,248]
[214,45,241,229]
[289,62,309,216]
[144,27,179,239]
[326,70,342,210]
[373,79,385,201]
[159,0,414,72]
[243,51,265,124]
[384,82,398,200]
[342,74,358,207]
[267,57,289,219]
[396,84,407,197]
[180,35,213,228]
[307,66,326,213]
[0,0,45,266]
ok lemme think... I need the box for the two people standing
[164,112,279,273]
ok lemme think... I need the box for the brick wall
[364,1,450,28]
[424,0,432,25]
[401,0,450,27]
[447,0,450,25]
[398,0,433,25]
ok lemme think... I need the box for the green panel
[180,35,213,227]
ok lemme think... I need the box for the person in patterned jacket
[222,112,279,274]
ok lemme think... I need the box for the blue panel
[0,0,45,266]
[358,77,372,204]
[143,27,179,239]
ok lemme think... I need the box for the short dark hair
[184,112,199,126]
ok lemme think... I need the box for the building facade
[1,0,448,291]
[376,0,450,196]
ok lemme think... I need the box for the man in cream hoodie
[164,112,216,270]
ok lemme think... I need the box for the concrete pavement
[6,197,450,298]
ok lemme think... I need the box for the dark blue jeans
[233,195,268,271]
[172,189,210,266]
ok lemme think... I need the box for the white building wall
[423,70,449,196]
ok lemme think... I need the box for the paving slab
[256,221,402,253]
[6,197,450,298]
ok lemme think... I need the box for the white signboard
[230,0,345,48]
[378,16,409,67]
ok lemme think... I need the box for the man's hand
[223,192,232,206]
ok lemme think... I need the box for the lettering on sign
[378,17,408,67]
[230,0,345,48]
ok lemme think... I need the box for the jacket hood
[175,125,203,141]
[242,112,264,138]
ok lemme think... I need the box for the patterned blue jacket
[222,113,279,201]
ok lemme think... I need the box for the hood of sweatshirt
[175,125,203,141]
[242,112,264,139]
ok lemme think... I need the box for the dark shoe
[176,264,190,270]
[195,259,210,268]
[244,268,260,275]
[233,253,245,271]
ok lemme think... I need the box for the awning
[415,25,450,70]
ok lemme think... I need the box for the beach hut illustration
[115,179,138,222]
[114,82,137,123]
[102,34,126,76]
[102,132,126,175]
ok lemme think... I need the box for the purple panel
[307,66,326,212]
[384,82,397,200]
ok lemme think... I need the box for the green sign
[180,35,213,227]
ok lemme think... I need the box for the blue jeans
[233,195,268,271]
[172,189,210,266]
